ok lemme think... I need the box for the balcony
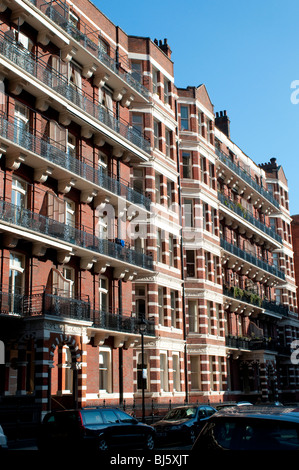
[92,309,155,336]
[216,149,279,209]
[0,288,90,321]
[0,31,151,156]
[223,285,289,317]
[262,299,289,317]
[0,199,154,271]
[27,0,150,101]
[221,237,285,280]
[223,285,262,308]
[0,115,151,211]
[218,192,282,244]
[0,288,156,337]
[225,335,280,352]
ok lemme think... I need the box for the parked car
[152,405,217,445]
[192,405,299,450]
[0,425,7,450]
[37,407,156,451]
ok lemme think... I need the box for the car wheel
[144,434,155,451]
[98,437,109,451]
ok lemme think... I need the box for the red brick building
[0,0,298,429]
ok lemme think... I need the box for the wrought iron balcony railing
[0,288,90,320]
[92,309,155,336]
[262,299,289,317]
[218,192,282,243]
[0,288,156,336]
[0,199,154,271]
[216,149,279,209]
[28,0,150,100]
[223,285,289,316]
[0,115,151,210]
[220,237,285,280]
[225,335,282,352]
[0,31,151,155]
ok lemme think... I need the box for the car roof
[212,405,299,422]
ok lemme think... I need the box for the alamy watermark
[290,80,299,104]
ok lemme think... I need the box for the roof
[213,406,299,422]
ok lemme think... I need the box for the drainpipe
[175,99,188,403]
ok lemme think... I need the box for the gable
[196,84,214,113]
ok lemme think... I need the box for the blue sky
[95,0,299,215]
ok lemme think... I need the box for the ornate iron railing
[0,199,153,270]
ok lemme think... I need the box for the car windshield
[164,407,197,420]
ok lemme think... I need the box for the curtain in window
[49,120,67,151]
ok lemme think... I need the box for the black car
[37,407,156,451]
[192,405,299,450]
[152,405,217,445]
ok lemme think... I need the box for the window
[184,199,194,227]
[152,69,158,95]
[158,287,164,324]
[188,300,198,333]
[14,103,29,145]
[70,61,82,92]
[98,37,109,55]
[9,252,25,296]
[131,62,142,83]
[205,252,210,280]
[190,356,200,390]
[173,355,180,391]
[186,250,195,277]
[209,162,215,188]
[12,177,27,209]
[169,234,174,266]
[99,277,108,312]
[155,174,161,204]
[154,120,160,149]
[164,78,170,104]
[200,156,206,183]
[211,208,217,235]
[135,286,146,322]
[98,152,108,171]
[165,128,171,158]
[67,132,76,158]
[69,10,79,28]
[99,349,111,392]
[160,354,168,391]
[132,113,143,136]
[63,346,73,393]
[182,152,192,178]
[207,301,212,334]
[170,290,176,327]
[180,106,189,130]
[65,198,75,227]
[209,356,216,391]
[167,180,173,208]
[275,289,281,305]
[62,267,74,297]
[198,111,204,136]
[203,203,208,231]
[156,229,162,263]
[213,256,219,283]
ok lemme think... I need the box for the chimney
[215,110,230,138]
[157,38,172,58]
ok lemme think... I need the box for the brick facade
[0,0,298,424]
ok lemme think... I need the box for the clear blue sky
[95,0,299,215]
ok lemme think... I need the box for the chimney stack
[215,110,230,138]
